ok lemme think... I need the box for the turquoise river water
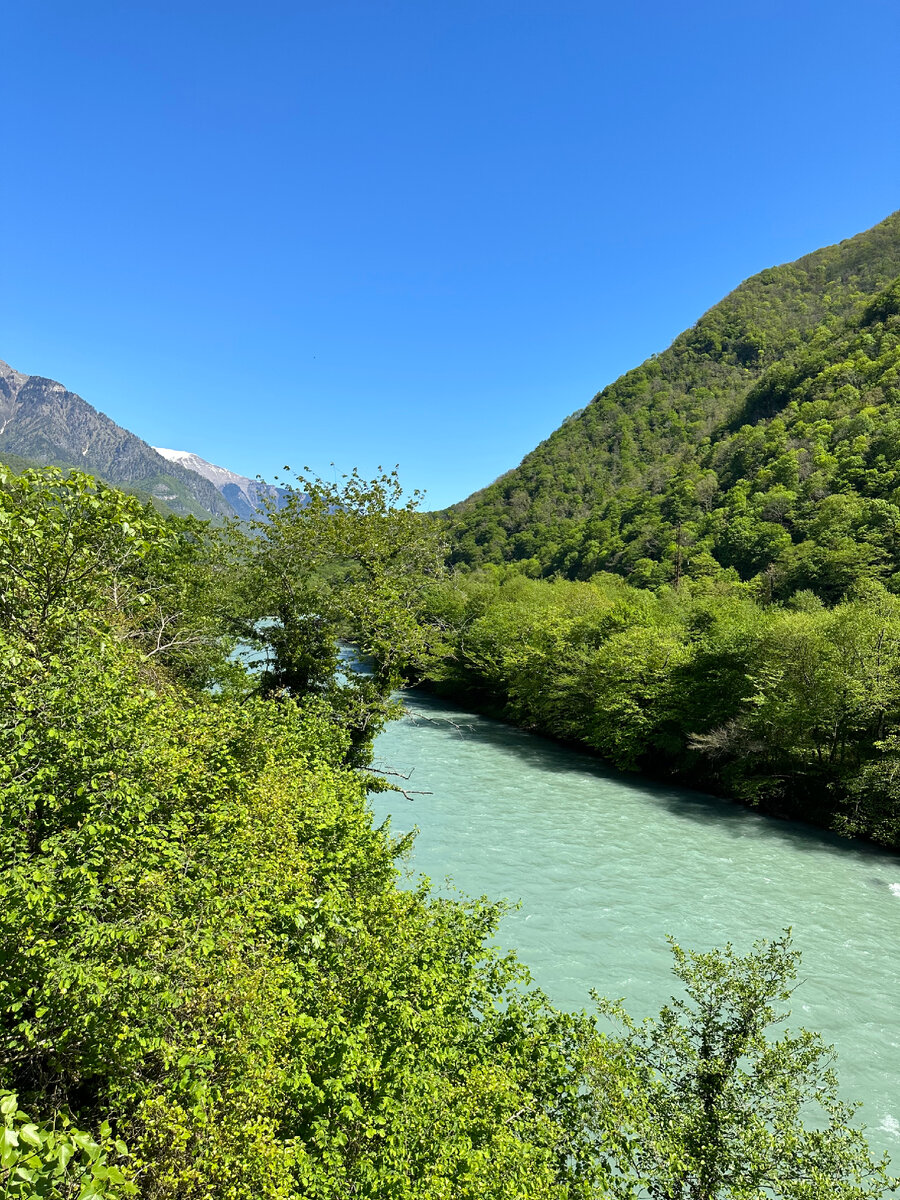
[369,688,900,1166]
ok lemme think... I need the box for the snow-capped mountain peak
[154,447,255,490]
[153,447,286,519]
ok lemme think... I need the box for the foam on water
[372,688,900,1167]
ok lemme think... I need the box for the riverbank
[412,670,863,846]
[413,572,900,850]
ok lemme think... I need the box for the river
[369,687,900,1166]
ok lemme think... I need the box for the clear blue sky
[3,0,899,508]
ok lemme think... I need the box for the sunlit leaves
[0,1089,135,1198]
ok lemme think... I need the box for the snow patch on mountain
[154,447,285,519]
[153,447,251,489]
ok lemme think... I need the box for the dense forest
[0,463,893,1197]
[448,211,900,597]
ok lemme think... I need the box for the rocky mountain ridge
[0,358,282,521]
[153,447,286,519]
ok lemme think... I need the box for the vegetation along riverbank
[0,460,896,1196]
[412,567,900,847]
[8,205,900,1199]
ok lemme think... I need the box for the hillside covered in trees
[448,211,900,600]
[419,212,900,849]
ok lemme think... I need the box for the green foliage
[0,465,240,686]
[243,465,448,763]
[0,1090,135,1199]
[595,933,896,1199]
[0,463,891,1196]
[416,571,900,843]
[0,465,607,1197]
[447,212,900,605]
[22,676,601,1196]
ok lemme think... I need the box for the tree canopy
[594,933,895,1199]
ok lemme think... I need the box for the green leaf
[18,1124,41,1148]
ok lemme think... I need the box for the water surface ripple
[370,689,900,1164]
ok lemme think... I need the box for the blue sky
[3,0,900,508]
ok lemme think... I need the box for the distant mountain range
[0,357,284,520]
[152,447,285,520]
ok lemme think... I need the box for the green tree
[594,932,896,1199]
[246,466,447,763]
[0,464,240,686]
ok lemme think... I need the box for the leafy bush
[0,1090,134,1199]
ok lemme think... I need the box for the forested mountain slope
[0,359,235,519]
[449,211,900,598]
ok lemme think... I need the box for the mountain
[0,359,237,520]
[448,210,900,600]
[153,447,286,519]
